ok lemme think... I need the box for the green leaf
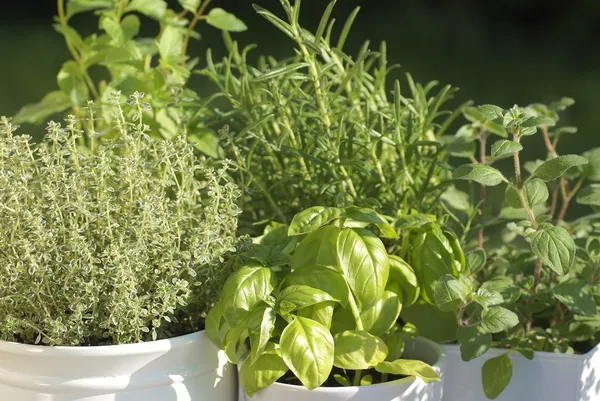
[285,265,349,306]
[253,63,309,82]
[289,206,342,236]
[57,61,89,106]
[473,288,504,309]
[533,155,588,181]
[434,275,470,312]
[456,326,491,361]
[277,285,338,312]
[297,301,335,329]
[336,228,390,310]
[453,164,506,186]
[491,140,523,159]
[552,279,596,317]
[505,178,549,209]
[345,207,396,239]
[466,249,486,274]
[220,266,275,326]
[531,226,575,275]
[577,184,600,206]
[375,359,440,383]
[12,91,72,125]
[333,330,388,369]
[205,301,227,349]
[401,302,458,343]
[178,0,200,13]
[157,25,183,60]
[388,255,420,307]
[395,212,436,230]
[479,306,519,334]
[126,0,167,20]
[440,187,471,211]
[66,0,113,18]
[206,8,248,32]
[250,307,276,364]
[462,106,507,137]
[290,226,340,269]
[240,344,288,397]
[280,317,334,390]
[582,148,600,182]
[360,291,402,336]
[482,353,513,399]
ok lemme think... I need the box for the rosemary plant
[200,0,471,233]
[0,92,241,346]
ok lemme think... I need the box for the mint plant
[206,204,440,395]
[0,92,240,346]
[14,0,246,158]
[432,99,600,399]
[200,0,470,232]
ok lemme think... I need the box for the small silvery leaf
[533,155,588,181]
[453,164,506,186]
[531,226,575,275]
[491,140,522,159]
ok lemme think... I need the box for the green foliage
[442,99,600,398]
[200,0,469,233]
[0,93,240,345]
[13,0,245,159]
[206,204,440,394]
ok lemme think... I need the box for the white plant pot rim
[443,342,600,360]
[261,374,423,394]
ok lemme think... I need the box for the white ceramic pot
[0,330,236,401]
[440,344,600,401]
[239,337,444,401]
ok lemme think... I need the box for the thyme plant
[430,99,600,398]
[14,0,246,157]
[0,92,240,346]
[200,0,470,232]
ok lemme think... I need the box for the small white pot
[0,330,236,401]
[440,344,600,401]
[240,337,444,401]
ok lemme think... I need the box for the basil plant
[206,205,440,396]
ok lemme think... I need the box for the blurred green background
[1,0,599,160]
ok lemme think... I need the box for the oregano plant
[431,99,600,398]
[0,92,241,346]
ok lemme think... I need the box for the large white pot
[441,344,600,401]
[0,330,236,401]
[240,337,444,401]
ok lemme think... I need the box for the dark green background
[1,0,599,161]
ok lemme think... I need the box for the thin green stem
[182,0,211,57]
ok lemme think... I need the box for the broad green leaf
[285,264,348,305]
[395,212,436,229]
[473,288,504,309]
[178,0,200,13]
[337,228,390,310]
[205,301,227,349]
[552,279,596,317]
[462,106,507,137]
[223,320,249,364]
[121,15,141,41]
[345,207,396,239]
[505,178,549,209]
[491,140,523,159]
[440,187,471,211]
[375,359,440,383]
[466,248,486,274]
[250,307,276,364]
[157,25,183,60]
[479,306,519,334]
[456,325,491,361]
[291,226,340,269]
[280,317,334,390]
[333,330,388,369]
[482,353,512,399]
[434,275,470,312]
[297,301,335,329]
[520,115,556,128]
[388,255,420,306]
[360,290,402,336]
[582,148,600,182]
[126,0,167,20]
[289,206,342,236]
[577,184,600,206]
[12,91,71,125]
[453,164,505,186]
[533,155,588,181]
[206,8,248,32]
[220,266,275,326]
[531,226,575,275]
[240,344,288,397]
[66,0,112,18]
[57,61,89,106]
[401,302,458,343]
[277,285,338,312]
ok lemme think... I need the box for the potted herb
[206,204,444,401]
[200,0,469,234]
[0,93,241,400]
[420,100,600,401]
